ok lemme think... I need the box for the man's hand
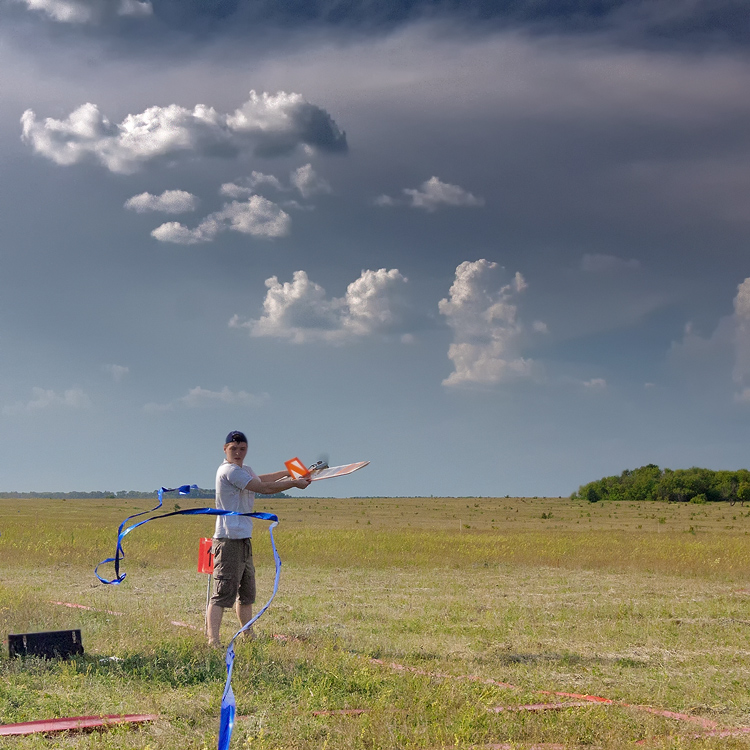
[295,475,312,489]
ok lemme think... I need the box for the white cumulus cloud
[439,260,539,387]
[152,196,290,244]
[3,387,91,413]
[222,165,330,201]
[144,386,268,412]
[117,0,151,16]
[732,278,750,399]
[373,194,397,207]
[15,0,152,23]
[377,176,484,212]
[221,172,285,198]
[668,277,750,403]
[290,164,331,198]
[582,378,607,389]
[21,91,347,174]
[18,0,92,22]
[230,268,409,344]
[124,190,198,214]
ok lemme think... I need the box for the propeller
[308,453,330,472]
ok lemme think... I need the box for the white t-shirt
[214,460,256,539]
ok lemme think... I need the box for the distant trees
[0,488,297,500]
[0,488,217,500]
[572,466,750,503]
[0,488,292,500]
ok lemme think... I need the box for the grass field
[1,495,750,749]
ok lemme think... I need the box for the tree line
[572,465,750,504]
[0,489,290,500]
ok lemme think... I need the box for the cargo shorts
[210,537,256,608]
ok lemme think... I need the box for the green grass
[1,497,750,748]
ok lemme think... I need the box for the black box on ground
[8,629,84,659]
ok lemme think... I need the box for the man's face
[224,441,248,465]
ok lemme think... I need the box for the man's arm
[245,474,311,495]
[257,470,289,483]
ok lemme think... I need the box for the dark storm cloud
[9,0,750,51]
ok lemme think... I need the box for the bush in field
[572,465,750,503]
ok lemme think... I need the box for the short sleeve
[226,464,254,490]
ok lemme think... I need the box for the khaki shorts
[210,537,256,608]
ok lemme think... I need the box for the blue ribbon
[95,485,197,584]
[96,485,282,750]
[218,514,281,750]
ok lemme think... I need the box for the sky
[2,0,750,498]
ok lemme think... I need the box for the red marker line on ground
[625,705,718,729]
[0,714,156,736]
[367,656,747,736]
[697,726,750,737]
[543,690,613,704]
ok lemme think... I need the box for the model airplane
[283,457,369,481]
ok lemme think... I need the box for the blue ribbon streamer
[95,485,197,584]
[218,515,281,750]
[95,485,282,750]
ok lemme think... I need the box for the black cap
[225,430,247,444]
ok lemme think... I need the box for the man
[207,430,311,646]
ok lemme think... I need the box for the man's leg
[207,601,224,646]
[208,538,241,646]
[236,602,254,637]
[236,539,256,638]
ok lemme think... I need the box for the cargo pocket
[214,577,232,595]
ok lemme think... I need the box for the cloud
[17,0,93,22]
[580,254,641,273]
[144,386,268,412]
[281,199,314,212]
[221,164,330,201]
[668,277,750,402]
[377,176,484,212]
[439,259,539,387]
[373,194,397,207]
[3,387,91,413]
[582,378,607,389]
[17,0,747,46]
[152,195,290,243]
[221,172,285,198]
[124,190,198,213]
[290,164,331,198]
[21,91,347,174]
[103,364,129,381]
[117,0,151,16]
[732,278,750,398]
[14,0,152,23]
[230,268,409,344]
